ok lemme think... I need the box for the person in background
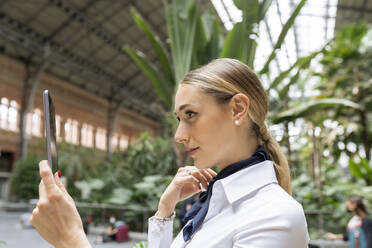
[326,196,372,248]
[94,216,119,243]
[81,216,92,234]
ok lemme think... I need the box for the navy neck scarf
[182,146,269,242]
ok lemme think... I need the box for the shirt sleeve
[148,214,174,248]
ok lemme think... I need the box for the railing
[304,210,348,248]
[0,200,153,233]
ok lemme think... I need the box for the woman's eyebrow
[174,104,192,115]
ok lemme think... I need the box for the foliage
[72,133,179,231]
[132,241,148,248]
[279,24,372,239]
[10,154,40,201]
[348,157,372,185]
[124,0,306,111]
[10,140,107,201]
[293,162,372,239]
[273,98,362,124]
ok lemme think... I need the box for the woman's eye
[186,111,196,119]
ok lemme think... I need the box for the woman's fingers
[39,160,58,195]
[189,171,208,190]
[200,169,213,182]
[207,168,217,177]
[176,166,213,190]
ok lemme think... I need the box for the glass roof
[211,0,338,78]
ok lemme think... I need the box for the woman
[30,58,309,247]
[327,196,372,248]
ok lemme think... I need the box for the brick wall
[0,54,161,172]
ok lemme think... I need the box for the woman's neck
[217,139,259,171]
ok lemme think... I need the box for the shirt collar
[218,160,278,205]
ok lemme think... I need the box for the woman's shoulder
[232,184,309,246]
[261,184,304,215]
[236,183,307,226]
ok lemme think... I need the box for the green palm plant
[124,0,307,167]
[272,23,372,185]
[124,0,307,109]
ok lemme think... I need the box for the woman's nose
[174,123,188,144]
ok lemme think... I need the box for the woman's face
[174,84,237,170]
[346,200,356,212]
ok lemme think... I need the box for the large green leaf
[165,0,199,84]
[220,0,259,67]
[130,7,174,87]
[278,69,301,100]
[124,46,172,106]
[268,49,321,91]
[360,157,372,182]
[258,0,272,21]
[349,159,364,179]
[273,98,363,123]
[259,0,307,75]
[192,10,222,66]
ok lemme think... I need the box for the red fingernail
[58,170,61,178]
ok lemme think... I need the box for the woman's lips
[189,147,200,156]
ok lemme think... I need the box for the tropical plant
[125,0,307,109]
[348,157,372,185]
[132,241,148,248]
[72,133,179,232]
[272,23,372,185]
[124,0,308,168]
[10,154,40,200]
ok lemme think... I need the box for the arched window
[111,133,119,151]
[0,97,9,129]
[65,118,79,144]
[120,135,129,151]
[95,128,107,150]
[26,108,42,137]
[81,123,93,147]
[31,108,42,137]
[8,100,18,131]
[56,115,62,141]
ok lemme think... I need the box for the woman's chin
[193,160,214,170]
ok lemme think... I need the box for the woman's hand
[157,166,217,218]
[30,160,91,248]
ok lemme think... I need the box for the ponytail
[254,123,292,195]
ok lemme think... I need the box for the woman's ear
[230,93,250,123]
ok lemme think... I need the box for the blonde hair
[181,58,292,195]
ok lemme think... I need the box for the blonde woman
[31,59,309,248]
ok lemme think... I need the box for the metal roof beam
[264,18,283,73]
[47,0,165,104]
[47,0,100,40]
[337,4,372,14]
[324,0,331,41]
[275,0,291,65]
[359,0,368,19]
[0,13,161,120]
[289,0,300,59]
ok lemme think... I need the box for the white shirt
[148,160,309,248]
